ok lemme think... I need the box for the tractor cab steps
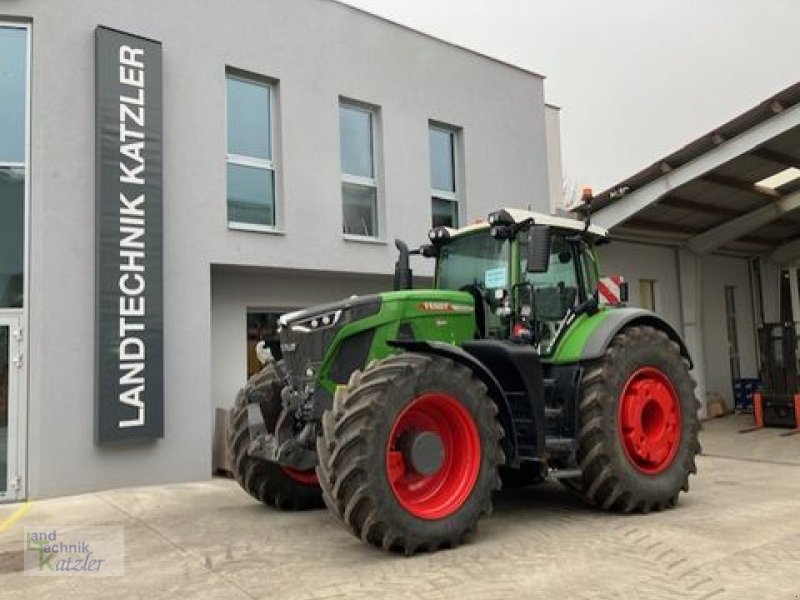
[505,369,581,462]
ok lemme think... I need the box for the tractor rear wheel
[317,353,504,554]
[228,361,323,510]
[564,325,701,512]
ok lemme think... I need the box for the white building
[0,0,562,500]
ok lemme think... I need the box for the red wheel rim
[281,466,319,486]
[386,392,481,520]
[618,367,682,474]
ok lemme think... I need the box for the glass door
[0,313,23,501]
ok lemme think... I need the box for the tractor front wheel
[317,353,504,554]
[565,325,701,512]
[228,361,323,510]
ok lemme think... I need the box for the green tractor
[228,208,700,554]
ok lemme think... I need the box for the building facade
[0,0,557,500]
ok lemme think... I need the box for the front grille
[278,296,381,379]
[328,328,375,384]
[279,324,341,384]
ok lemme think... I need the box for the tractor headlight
[428,227,451,244]
[278,295,382,336]
[289,310,343,333]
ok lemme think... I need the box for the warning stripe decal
[598,275,624,305]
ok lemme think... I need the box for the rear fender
[581,308,693,368]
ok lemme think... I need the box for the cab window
[521,234,580,346]
[578,244,599,300]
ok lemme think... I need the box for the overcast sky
[338,0,798,194]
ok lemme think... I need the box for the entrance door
[0,313,23,502]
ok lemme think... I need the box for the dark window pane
[522,234,579,323]
[429,127,455,192]
[342,182,377,236]
[0,168,24,308]
[432,197,458,228]
[226,77,271,160]
[339,106,373,178]
[580,249,598,294]
[227,163,275,226]
[0,27,27,163]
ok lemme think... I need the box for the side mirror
[526,225,552,273]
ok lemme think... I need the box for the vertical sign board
[95,27,163,442]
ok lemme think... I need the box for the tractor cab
[429,208,608,354]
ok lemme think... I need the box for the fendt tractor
[228,208,700,555]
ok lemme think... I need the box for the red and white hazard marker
[598,275,625,306]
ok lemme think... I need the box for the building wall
[598,242,760,409]
[545,105,564,214]
[700,254,758,407]
[0,0,550,497]
[760,259,783,323]
[597,241,682,330]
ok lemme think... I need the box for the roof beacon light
[579,187,594,232]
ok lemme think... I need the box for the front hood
[279,294,382,329]
[379,289,474,312]
[278,295,383,389]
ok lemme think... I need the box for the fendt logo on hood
[418,302,473,313]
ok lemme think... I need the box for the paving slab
[0,415,798,599]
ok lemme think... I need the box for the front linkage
[245,359,319,472]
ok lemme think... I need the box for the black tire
[563,325,701,512]
[317,353,504,554]
[228,362,323,510]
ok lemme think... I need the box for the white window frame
[429,123,460,228]
[225,72,280,232]
[0,21,30,502]
[340,101,381,241]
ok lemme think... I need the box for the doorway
[246,309,296,377]
[0,313,24,501]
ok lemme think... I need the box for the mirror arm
[572,291,599,318]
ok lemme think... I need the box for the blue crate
[732,378,760,413]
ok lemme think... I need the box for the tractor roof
[443,208,609,239]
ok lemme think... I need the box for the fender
[581,308,693,368]
[387,339,521,467]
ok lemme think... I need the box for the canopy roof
[591,82,800,265]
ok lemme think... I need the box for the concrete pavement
[0,414,798,599]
